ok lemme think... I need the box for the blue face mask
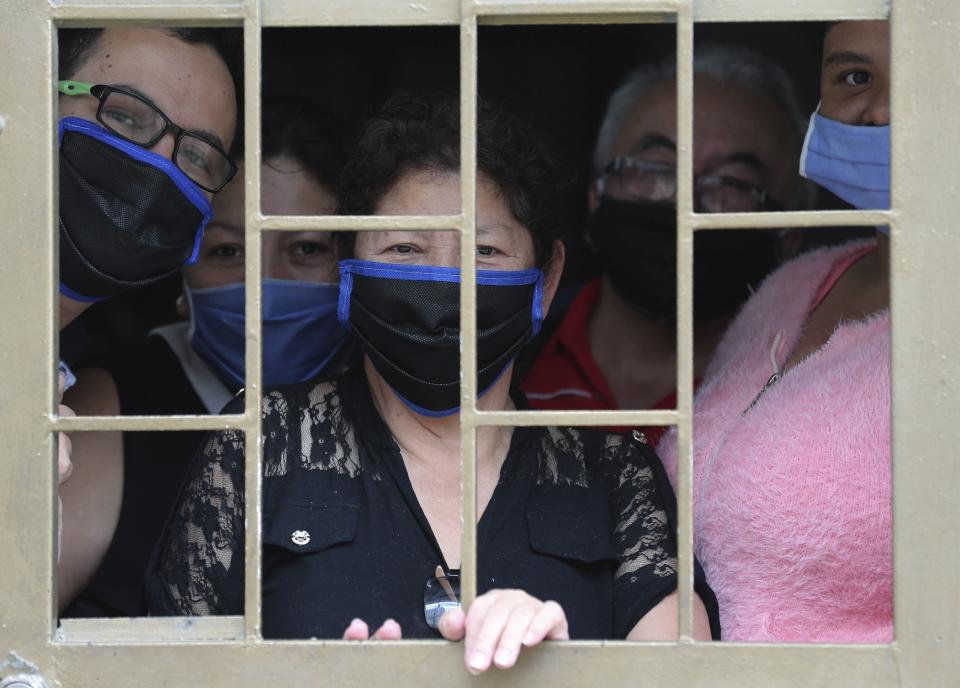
[799,110,890,210]
[186,279,349,391]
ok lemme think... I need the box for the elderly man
[523,43,811,444]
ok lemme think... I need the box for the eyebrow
[714,151,769,175]
[114,82,227,150]
[823,50,874,69]
[626,133,677,156]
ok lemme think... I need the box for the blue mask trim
[59,281,106,303]
[799,110,890,210]
[58,117,213,264]
[336,259,545,335]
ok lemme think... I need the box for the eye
[390,244,415,254]
[101,107,138,129]
[842,70,872,87]
[179,143,212,171]
[291,241,330,257]
[209,243,243,259]
[477,245,498,257]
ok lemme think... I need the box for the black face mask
[587,196,779,324]
[337,260,545,417]
[58,117,213,302]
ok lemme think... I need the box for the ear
[587,180,600,213]
[540,239,566,316]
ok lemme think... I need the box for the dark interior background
[65,21,842,366]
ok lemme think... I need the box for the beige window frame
[1,0,957,685]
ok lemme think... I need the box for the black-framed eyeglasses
[424,566,461,630]
[58,80,237,193]
[598,155,783,213]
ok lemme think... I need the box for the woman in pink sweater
[658,20,892,642]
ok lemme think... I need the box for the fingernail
[349,618,363,627]
[468,651,486,672]
[494,649,514,667]
[522,631,536,645]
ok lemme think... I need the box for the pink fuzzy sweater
[658,240,891,642]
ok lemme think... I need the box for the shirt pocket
[263,502,360,555]
[525,485,619,564]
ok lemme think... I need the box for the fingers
[462,591,568,674]
[342,618,403,641]
[57,404,75,486]
[342,618,369,640]
[522,600,569,645]
[373,619,402,640]
[438,607,466,641]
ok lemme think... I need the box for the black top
[149,369,720,639]
[63,334,208,618]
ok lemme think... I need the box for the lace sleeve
[597,433,678,636]
[148,427,246,616]
[599,433,721,639]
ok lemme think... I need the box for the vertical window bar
[458,0,480,609]
[673,1,696,642]
[242,0,264,641]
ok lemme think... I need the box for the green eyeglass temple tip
[57,80,93,96]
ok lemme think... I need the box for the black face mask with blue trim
[338,259,544,417]
[58,117,213,302]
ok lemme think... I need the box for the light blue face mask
[186,279,349,391]
[799,109,890,210]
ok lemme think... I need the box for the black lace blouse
[148,369,720,639]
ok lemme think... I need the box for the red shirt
[521,278,677,446]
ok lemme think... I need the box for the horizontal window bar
[259,214,464,232]
[57,616,244,644]
[466,409,679,427]
[261,0,886,26]
[263,0,459,27]
[51,413,248,433]
[47,641,900,687]
[694,0,888,22]
[690,209,893,230]
[51,1,247,24]
[472,0,682,16]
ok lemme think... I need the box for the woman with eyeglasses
[149,94,720,672]
[59,101,353,618]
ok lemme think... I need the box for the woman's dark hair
[338,93,567,269]
[245,99,351,195]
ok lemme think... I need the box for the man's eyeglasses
[598,155,782,213]
[424,566,461,630]
[58,80,237,193]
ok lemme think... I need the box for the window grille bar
[50,2,246,24]
[472,0,681,17]
[673,1,695,642]
[259,214,464,232]
[241,1,264,642]
[458,0,480,610]
[691,209,893,230]
[52,414,249,433]
[471,409,678,427]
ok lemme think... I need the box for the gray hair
[592,42,815,210]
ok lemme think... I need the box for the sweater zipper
[743,332,783,414]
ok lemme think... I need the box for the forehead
[823,21,890,65]
[69,27,236,147]
[609,76,796,164]
[365,169,532,251]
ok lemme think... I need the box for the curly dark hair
[337,93,567,269]
[227,99,350,196]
